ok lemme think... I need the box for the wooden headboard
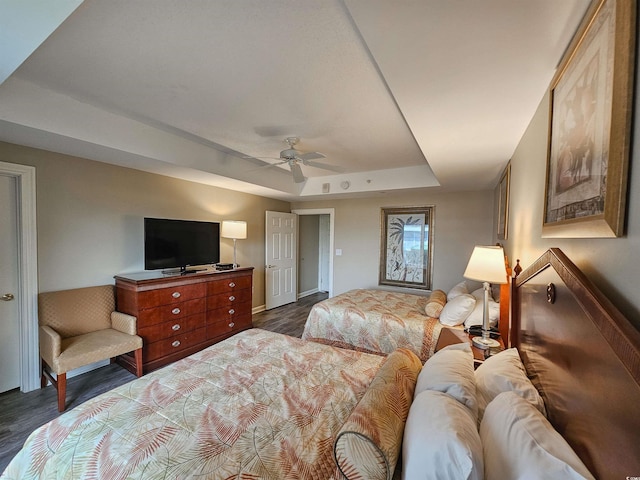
[511,248,640,479]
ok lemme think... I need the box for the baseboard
[298,288,319,299]
[252,305,266,314]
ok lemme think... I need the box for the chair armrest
[39,325,61,366]
[111,311,137,335]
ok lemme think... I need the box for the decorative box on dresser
[114,267,253,374]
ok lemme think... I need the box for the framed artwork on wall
[379,206,434,290]
[496,162,511,240]
[542,0,636,238]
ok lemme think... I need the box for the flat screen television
[144,217,220,272]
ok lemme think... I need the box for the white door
[0,174,20,393]
[265,211,297,310]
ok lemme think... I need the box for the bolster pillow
[334,348,422,480]
[425,289,447,318]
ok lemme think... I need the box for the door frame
[291,208,334,298]
[0,162,39,392]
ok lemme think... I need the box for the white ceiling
[0,0,590,200]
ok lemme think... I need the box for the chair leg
[57,372,67,412]
[134,348,143,377]
[41,359,48,388]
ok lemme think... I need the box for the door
[265,211,297,310]
[0,174,20,393]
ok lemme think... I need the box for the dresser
[114,267,253,374]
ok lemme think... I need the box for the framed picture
[379,206,434,290]
[542,0,636,238]
[496,162,511,240]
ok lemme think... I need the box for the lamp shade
[221,220,247,240]
[463,246,507,284]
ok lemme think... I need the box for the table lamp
[463,245,508,349]
[221,220,247,269]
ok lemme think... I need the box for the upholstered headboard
[511,248,640,479]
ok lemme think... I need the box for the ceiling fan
[254,137,343,183]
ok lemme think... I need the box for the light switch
[335,248,342,256]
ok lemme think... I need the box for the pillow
[480,392,595,480]
[464,291,500,328]
[475,348,546,422]
[403,390,483,480]
[334,348,422,480]
[414,342,477,419]
[425,289,447,318]
[439,294,476,327]
[447,280,468,301]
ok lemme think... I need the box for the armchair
[38,285,143,411]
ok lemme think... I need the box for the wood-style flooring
[0,292,327,472]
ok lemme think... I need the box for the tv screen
[144,217,220,271]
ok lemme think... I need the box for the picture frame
[379,206,434,290]
[542,0,636,238]
[496,162,511,240]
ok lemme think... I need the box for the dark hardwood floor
[0,291,327,472]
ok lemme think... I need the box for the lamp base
[472,336,501,350]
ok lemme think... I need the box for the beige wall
[293,190,494,296]
[0,141,290,307]
[298,215,320,294]
[501,84,640,329]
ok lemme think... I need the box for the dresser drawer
[138,283,206,308]
[137,297,205,327]
[207,275,252,295]
[137,313,205,343]
[207,288,251,310]
[206,314,252,340]
[206,301,251,323]
[143,326,207,362]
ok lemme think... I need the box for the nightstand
[435,327,505,367]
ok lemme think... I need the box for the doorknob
[1,293,15,301]
[266,265,276,269]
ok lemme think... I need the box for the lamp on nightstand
[221,220,247,269]
[463,245,508,349]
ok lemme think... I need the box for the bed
[301,289,444,362]
[3,248,639,479]
[301,280,512,362]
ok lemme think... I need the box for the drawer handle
[172,292,181,298]
[172,340,181,348]
[229,282,235,288]
[229,322,235,329]
[172,307,181,315]
[229,309,235,315]
[172,324,181,331]
[229,295,235,301]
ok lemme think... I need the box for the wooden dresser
[114,267,253,373]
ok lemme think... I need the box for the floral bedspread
[1,329,384,480]
[301,289,443,362]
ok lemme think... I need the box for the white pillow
[414,342,477,418]
[464,293,500,328]
[403,390,483,480]
[481,392,595,480]
[447,281,469,301]
[475,348,546,422]
[439,293,476,327]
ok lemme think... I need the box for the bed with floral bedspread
[2,329,394,480]
[301,289,444,362]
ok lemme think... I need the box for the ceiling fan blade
[290,162,306,183]
[302,159,345,173]
[297,151,326,161]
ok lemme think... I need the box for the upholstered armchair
[38,285,143,411]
